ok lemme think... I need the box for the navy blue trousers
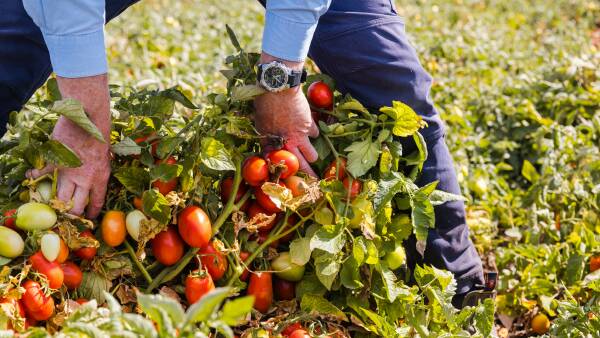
[0,0,483,295]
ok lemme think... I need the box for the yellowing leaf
[379,100,427,137]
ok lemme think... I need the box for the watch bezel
[259,61,290,92]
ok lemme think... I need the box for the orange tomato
[101,210,127,247]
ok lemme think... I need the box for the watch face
[263,65,288,89]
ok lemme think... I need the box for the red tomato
[274,277,296,301]
[75,298,88,305]
[307,81,333,109]
[342,177,362,200]
[284,176,308,197]
[254,182,284,213]
[3,209,16,229]
[282,323,304,337]
[185,269,215,305]
[152,156,179,195]
[289,329,311,338]
[591,255,600,273]
[29,251,64,289]
[21,280,54,321]
[247,272,273,313]
[178,205,212,248]
[266,150,299,179]
[240,251,251,282]
[247,202,278,233]
[199,241,228,281]
[134,132,159,157]
[323,158,347,181]
[220,177,250,211]
[61,261,83,290]
[242,156,269,187]
[56,237,69,264]
[101,210,127,247]
[151,227,184,266]
[73,230,97,260]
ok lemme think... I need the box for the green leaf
[142,189,172,224]
[114,167,150,195]
[184,287,232,325]
[137,292,185,325]
[300,294,347,322]
[220,296,254,326]
[155,137,184,159]
[378,264,409,302]
[40,140,82,167]
[379,100,425,137]
[200,137,235,171]
[0,256,12,266]
[231,84,266,102]
[111,137,142,156]
[340,256,363,289]
[521,160,540,183]
[225,24,242,51]
[51,98,105,142]
[122,313,159,338]
[373,172,414,216]
[429,189,467,206]
[289,237,312,265]
[313,251,341,290]
[403,132,428,168]
[344,137,381,177]
[150,163,183,181]
[160,87,198,109]
[336,97,369,115]
[310,223,346,255]
[295,272,327,299]
[473,299,495,337]
[563,254,584,286]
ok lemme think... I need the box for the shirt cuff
[262,11,317,62]
[43,29,108,78]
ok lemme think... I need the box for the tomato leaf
[40,140,82,168]
[521,159,540,183]
[137,293,183,332]
[313,251,341,290]
[429,189,467,206]
[184,287,232,325]
[289,237,312,266]
[379,100,426,137]
[220,295,254,326]
[295,272,327,299]
[114,167,150,195]
[377,263,410,302]
[200,137,235,171]
[79,272,112,304]
[150,163,183,182]
[156,137,184,159]
[344,137,381,178]
[111,137,142,156]
[142,190,172,225]
[372,171,414,217]
[231,85,265,102]
[340,256,363,289]
[310,223,346,255]
[160,87,198,109]
[51,98,105,142]
[300,294,347,322]
[122,313,159,338]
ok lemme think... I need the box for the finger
[308,119,319,138]
[87,183,107,219]
[26,165,55,180]
[57,178,76,203]
[298,137,319,163]
[70,186,90,216]
[286,146,318,178]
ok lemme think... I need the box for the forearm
[56,74,111,139]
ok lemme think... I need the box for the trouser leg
[0,0,140,136]
[308,0,484,299]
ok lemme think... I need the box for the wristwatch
[257,61,307,92]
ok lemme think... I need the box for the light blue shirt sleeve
[262,0,332,62]
[22,0,107,78]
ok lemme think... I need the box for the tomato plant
[199,241,228,281]
[152,156,179,195]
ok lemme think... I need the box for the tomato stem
[124,240,153,284]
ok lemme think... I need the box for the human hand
[26,75,112,219]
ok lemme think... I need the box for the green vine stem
[124,240,153,284]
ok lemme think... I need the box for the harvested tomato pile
[0,31,597,338]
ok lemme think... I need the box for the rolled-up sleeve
[22,0,107,78]
[262,0,332,62]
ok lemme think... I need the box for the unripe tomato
[101,210,127,247]
[385,245,406,270]
[56,237,69,263]
[61,261,83,290]
[126,210,147,241]
[307,81,333,109]
[40,232,61,261]
[323,158,347,181]
[199,241,228,281]
[36,180,53,203]
[342,177,361,200]
[178,205,212,248]
[248,272,272,313]
[0,226,24,258]
[289,329,311,338]
[247,202,277,232]
[266,150,299,179]
[284,176,308,197]
[531,313,550,334]
[242,156,269,187]
[239,251,251,282]
[152,156,179,195]
[590,255,600,272]
[273,277,296,301]
[2,209,16,229]
[16,202,57,231]
[29,251,64,289]
[271,252,305,282]
[22,280,54,321]
[133,196,143,211]
[151,227,184,266]
[73,230,97,260]
[185,269,215,305]
[281,323,304,337]
[254,182,284,213]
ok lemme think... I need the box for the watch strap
[287,69,307,88]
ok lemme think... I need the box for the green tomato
[385,245,406,270]
[315,207,334,225]
[349,197,372,229]
[40,232,60,261]
[16,202,57,231]
[272,252,305,282]
[0,226,24,258]
[36,180,53,203]
[126,210,147,241]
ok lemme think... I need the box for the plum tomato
[40,232,61,261]
[125,210,147,242]
[61,261,83,290]
[29,251,64,289]
[254,182,284,214]
[199,241,228,281]
[185,269,215,305]
[242,156,269,187]
[307,81,333,109]
[273,277,296,301]
[15,202,57,231]
[266,150,299,179]
[178,205,212,248]
[247,272,273,313]
[0,225,24,258]
[56,237,69,263]
[101,210,127,247]
[22,280,54,321]
[284,176,308,197]
[151,227,184,266]
[73,230,97,260]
